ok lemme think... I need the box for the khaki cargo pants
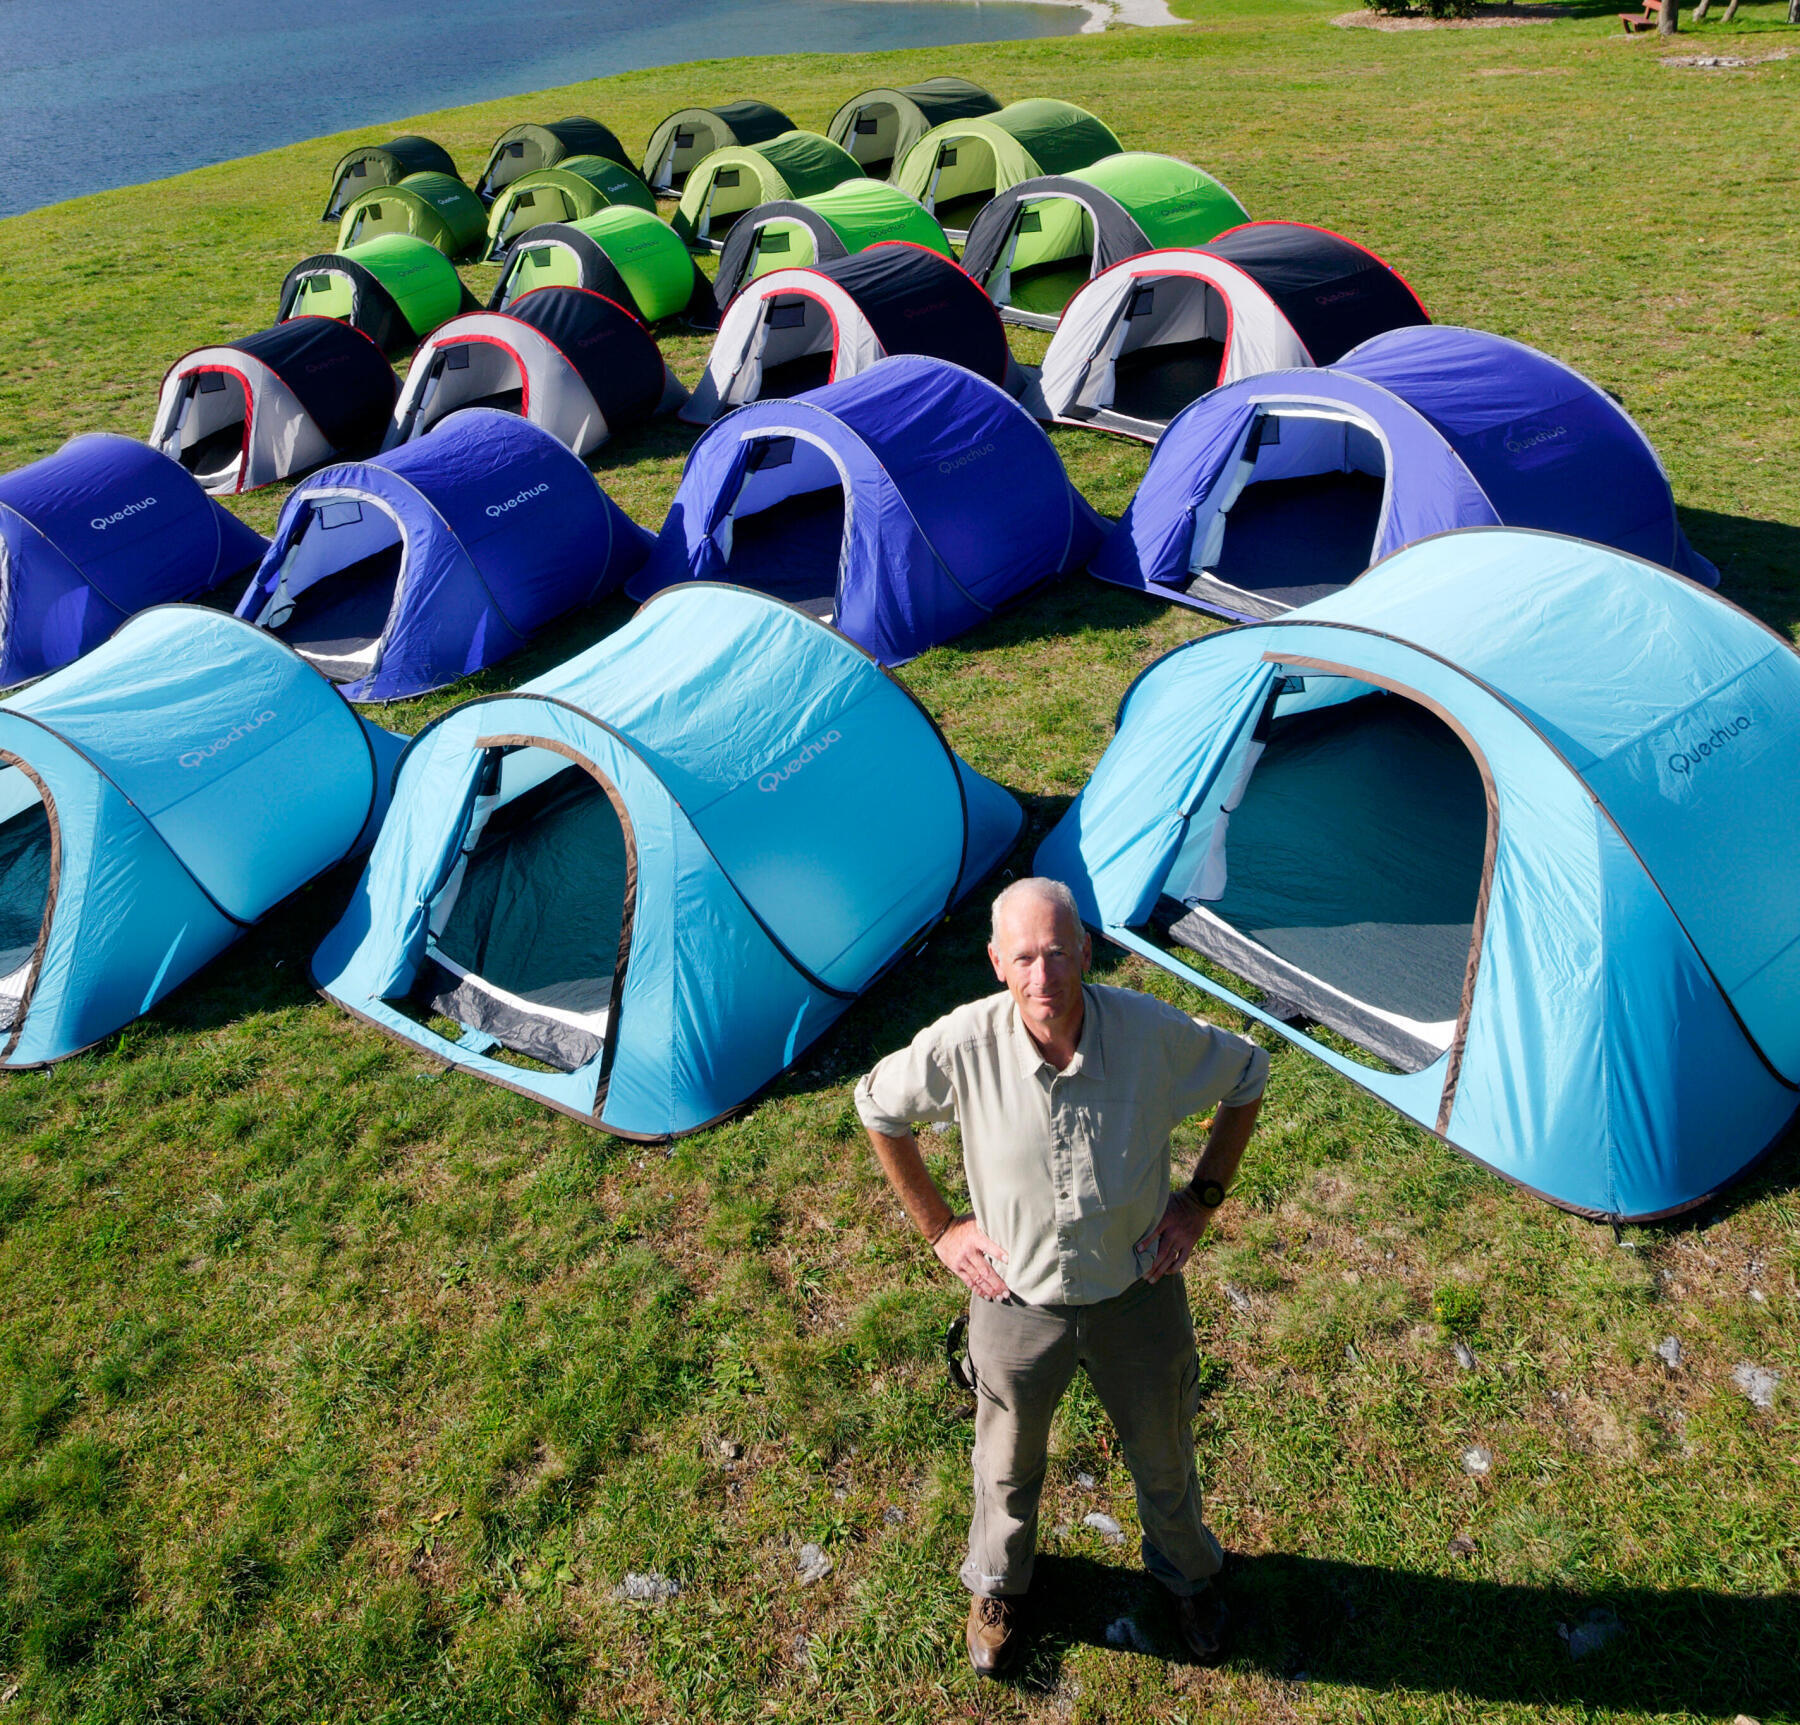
[960,1272,1223,1599]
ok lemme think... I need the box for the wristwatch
[1190,1179,1227,1210]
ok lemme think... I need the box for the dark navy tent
[236,408,654,702]
[1038,528,1800,1220]
[1094,326,1718,622]
[0,435,267,689]
[149,318,400,494]
[631,355,1104,665]
[313,584,1024,1137]
[0,607,404,1066]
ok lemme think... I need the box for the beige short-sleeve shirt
[855,983,1268,1307]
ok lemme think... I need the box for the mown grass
[0,1,1797,1719]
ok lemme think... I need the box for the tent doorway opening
[492,185,579,252]
[1083,274,1227,428]
[256,496,404,682]
[716,434,846,619]
[745,293,838,401]
[844,103,904,179]
[422,745,631,1073]
[1184,410,1389,618]
[745,220,815,286]
[988,197,1096,321]
[396,340,526,442]
[0,765,52,1036]
[691,167,761,247]
[500,240,582,304]
[291,270,358,321]
[167,369,249,490]
[1159,680,1488,1074]
[922,138,999,235]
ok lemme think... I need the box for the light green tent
[826,77,1000,180]
[670,131,865,249]
[336,172,488,262]
[960,153,1250,327]
[892,98,1123,237]
[483,155,658,259]
[277,235,477,357]
[712,179,952,305]
[489,207,712,326]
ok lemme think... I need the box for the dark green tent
[476,118,638,202]
[826,78,1000,180]
[322,136,459,222]
[640,99,796,194]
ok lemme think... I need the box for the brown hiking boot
[1171,1579,1230,1665]
[965,1593,1021,1676]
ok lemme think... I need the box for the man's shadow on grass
[1007,1552,1800,1714]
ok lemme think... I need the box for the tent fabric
[712,179,953,309]
[0,606,403,1066]
[1093,325,1716,621]
[149,317,400,494]
[336,172,489,261]
[387,286,686,456]
[680,243,1018,425]
[1036,526,1800,1221]
[641,100,797,193]
[323,136,458,222]
[279,235,478,357]
[490,208,719,328]
[482,156,657,260]
[477,117,638,201]
[633,354,1105,664]
[312,582,1024,1138]
[1203,221,1430,365]
[236,407,653,702]
[961,154,1250,329]
[827,77,1001,178]
[892,99,1124,235]
[669,131,865,248]
[0,434,268,689]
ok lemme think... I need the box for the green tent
[826,77,1000,180]
[960,153,1250,327]
[337,171,488,262]
[475,117,638,201]
[640,99,796,194]
[322,136,459,222]
[712,179,952,306]
[278,234,476,357]
[670,131,865,250]
[483,155,658,260]
[489,207,713,326]
[892,98,1123,236]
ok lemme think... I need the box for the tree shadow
[1002,1551,1800,1715]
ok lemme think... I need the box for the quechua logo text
[758,729,844,792]
[179,709,277,769]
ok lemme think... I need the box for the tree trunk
[1657,0,1678,32]
[1691,0,1709,18]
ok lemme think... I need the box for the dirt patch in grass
[1336,4,1575,26]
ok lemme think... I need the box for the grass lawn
[1,1,1798,1718]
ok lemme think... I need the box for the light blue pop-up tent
[0,608,403,1066]
[313,583,1024,1137]
[1037,528,1799,1219]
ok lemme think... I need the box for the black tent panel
[905,77,1002,128]
[1204,222,1430,365]
[278,254,410,357]
[959,177,1149,295]
[814,245,1010,386]
[506,287,667,435]
[233,317,399,452]
[541,117,634,174]
[709,99,795,150]
[713,202,848,312]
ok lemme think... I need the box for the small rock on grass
[1104,1615,1155,1654]
[1461,1445,1493,1477]
[883,1505,906,1526]
[1074,1471,1097,1489]
[616,1572,680,1604]
[1225,1284,1253,1313]
[1083,1512,1125,1543]
[1656,1336,1681,1368]
[1558,1609,1620,1660]
[1448,1535,1477,1559]
[1731,1364,1781,1409]
[796,1543,834,1584]
[1453,1339,1476,1370]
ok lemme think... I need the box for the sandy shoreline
[854,0,1183,36]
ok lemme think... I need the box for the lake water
[0,0,1083,218]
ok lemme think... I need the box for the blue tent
[313,584,1024,1137]
[236,408,654,702]
[0,607,403,1067]
[0,434,268,689]
[1038,528,1799,1220]
[629,355,1104,665]
[1094,326,1717,622]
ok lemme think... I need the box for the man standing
[855,878,1266,1676]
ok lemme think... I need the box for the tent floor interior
[177,423,246,487]
[1109,339,1225,424]
[426,760,628,1074]
[757,353,835,400]
[0,798,51,1033]
[932,192,993,236]
[1006,259,1090,321]
[454,387,524,417]
[726,487,845,617]
[1162,693,1487,1074]
[276,546,402,680]
[1192,472,1386,615]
